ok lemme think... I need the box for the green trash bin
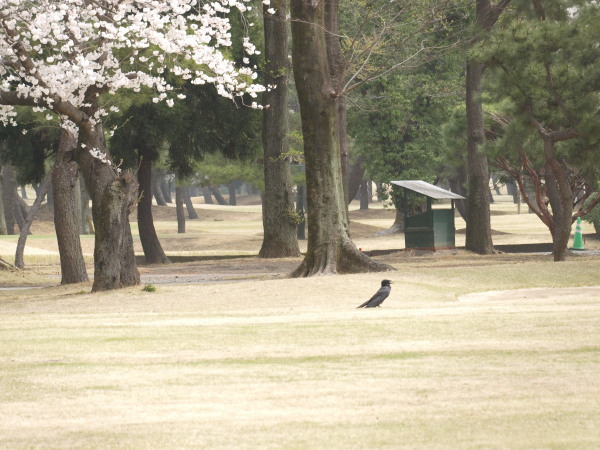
[391,180,466,250]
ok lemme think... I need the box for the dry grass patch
[1,260,600,448]
[2,195,600,447]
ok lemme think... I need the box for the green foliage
[473,1,600,177]
[142,284,157,293]
[0,108,59,184]
[582,194,600,231]
[285,208,305,226]
[343,0,469,209]
[348,60,464,208]
[193,153,262,190]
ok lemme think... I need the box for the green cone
[570,217,585,251]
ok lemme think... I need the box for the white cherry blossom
[0,0,266,126]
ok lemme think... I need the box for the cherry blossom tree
[0,0,265,291]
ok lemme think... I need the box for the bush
[582,195,600,237]
[142,284,157,293]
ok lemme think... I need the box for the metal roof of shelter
[391,180,466,200]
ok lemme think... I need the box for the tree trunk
[183,186,199,218]
[210,186,227,205]
[373,208,405,236]
[176,185,185,233]
[324,0,349,206]
[160,175,172,203]
[0,168,6,235]
[259,0,301,258]
[73,174,82,233]
[1,165,17,234]
[347,155,366,204]
[53,130,89,284]
[137,147,170,264]
[464,0,511,254]
[543,140,572,261]
[290,0,392,276]
[202,185,213,204]
[227,182,237,206]
[506,179,519,204]
[13,195,27,233]
[14,172,51,269]
[152,170,167,206]
[359,180,369,210]
[75,122,139,291]
[465,60,495,254]
[296,184,306,240]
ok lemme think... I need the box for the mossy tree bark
[259,0,301,258]
[290,0,392,276]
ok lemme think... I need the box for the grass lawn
[1,258,600,449]
[1,196,600,448]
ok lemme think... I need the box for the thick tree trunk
[1,165,17,235]
[464,0,511,254]
[324,0,349,206]
[137,148,170,264]
[75,122,139,291]
[259,0,301,258]
[176,185,185,233]
[183,186,199,218]
[290,0,392,276]
[53,130,89,284]
[465,60,495,254]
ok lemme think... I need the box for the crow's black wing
[357,285,390,308]
[368,285,390,307]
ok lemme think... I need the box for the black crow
[357,279,392,308]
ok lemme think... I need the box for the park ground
[1,195,599,448]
